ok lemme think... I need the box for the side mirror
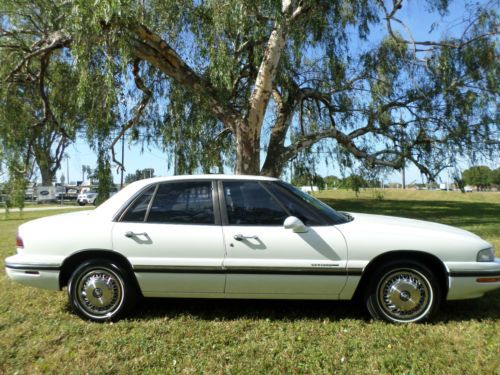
[283,216,308,233]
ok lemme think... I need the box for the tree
[324,175,341,189]
[124,168,156,184]
[1,0,499,181]
[81,165,92,182]
[491,168,500,187]
[1,1,118,189]
[462,166,492,190]
[0,2,80,185]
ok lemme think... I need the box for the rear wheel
[365,261,441,323]
[68,259,136,322]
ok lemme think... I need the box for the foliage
[453,175,466,193]
[462,165,495,190]
[0,1,81,186]
[124,168,156,184]
[94,146,114,206]
[490,168,500,186]
[0,0,499,183]
[2,160,28,212]
[291,160,325,189]
[81,165,92,182]
[343,175,366,197]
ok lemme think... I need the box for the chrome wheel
[68,260,138,322]
[377,269,433,322]
[76,268,124,318]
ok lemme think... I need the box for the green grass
[1,192,499,374]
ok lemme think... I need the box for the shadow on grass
[126,289,500,323]
[323,199,500,228]
[129,297,368,322]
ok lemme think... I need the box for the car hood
[345,212,480,239]
[336,212,490,262]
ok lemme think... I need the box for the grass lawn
[1,192,499,374]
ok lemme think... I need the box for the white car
[77,189,98,206]
[5,175,500,323]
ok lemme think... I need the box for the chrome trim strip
[449,270,500,277]
[5,262,60,271]
[133,265,363,276]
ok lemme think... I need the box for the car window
[223,181,288,225]
[276,181,351,225]
[121,185,156,222]
[264,182,323,226]
[147,181,214,224]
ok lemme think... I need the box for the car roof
[135,174,278,183]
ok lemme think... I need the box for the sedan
[5,175,500,323]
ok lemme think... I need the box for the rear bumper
[446,258,500,300]
[4,256,61,291]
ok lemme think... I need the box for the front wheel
[68,260,136,322]
[365,261,441,323]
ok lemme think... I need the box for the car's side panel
[112,222,226,294]
[222,226,349,296]
[18,212,114,258]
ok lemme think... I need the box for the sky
[36,1,498,186]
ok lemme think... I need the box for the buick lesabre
[5,175,500,323]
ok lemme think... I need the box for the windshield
[277,182,352,224]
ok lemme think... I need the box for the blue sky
[49,1,498,186]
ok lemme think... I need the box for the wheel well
[59,250,141,295]
[352,250,448,302]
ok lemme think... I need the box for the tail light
[16,233,24,248]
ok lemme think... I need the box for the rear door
[112,180,225,296]
[220,180,348,297]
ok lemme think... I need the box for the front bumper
[4,255,61,291]
[446,258,500,300]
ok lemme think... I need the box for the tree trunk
[260,125,288,177]
[33,147,55,185]
[235,120,261,175]
[38,162,55,186]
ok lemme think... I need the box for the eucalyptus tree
[3,0,499,179]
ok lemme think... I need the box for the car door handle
[233,234,258,241]
[125,231,148,238]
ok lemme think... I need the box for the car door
[112,180,226,296]
[220,180,348,297]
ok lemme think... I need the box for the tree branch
[131,25,240,128]
[110,59,152,172]
[4,31,71,82]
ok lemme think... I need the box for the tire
[77,201,86,206]
[365,261,441,323]
[67,259,137,322]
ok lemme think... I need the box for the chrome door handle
[233,234,258,241]
[125,231,148,238]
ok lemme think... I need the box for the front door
[112,180,225,296]
[220,181,348,297]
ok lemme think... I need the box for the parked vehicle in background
[77,189,98,206]
[5,175,499,323]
